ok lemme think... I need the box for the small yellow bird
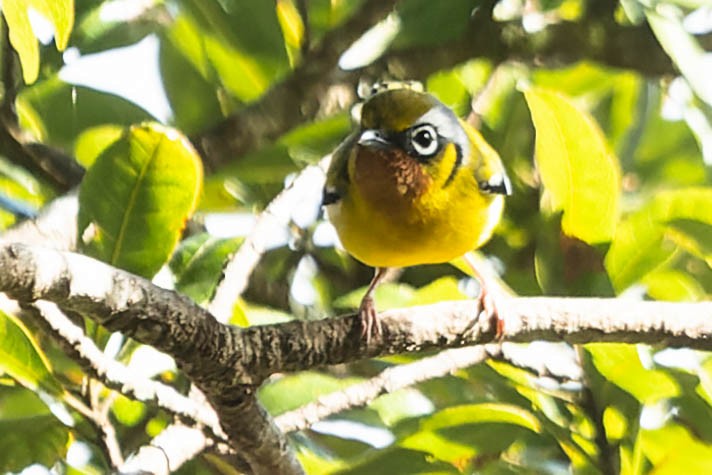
[323,83,511,340]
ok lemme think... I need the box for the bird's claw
[359,295,381,344]
[477,286,505,340]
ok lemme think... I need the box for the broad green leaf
[32,0,74,50]
[334,283,416,311]
[524,87,621,244]
[605,188,712,292]
[78,123,203,278]
[642,269,706,302]
[258,371,363,415]
[421,403,541,433]
[334,447,456,475]
[18,78,151,148]
[640,424,712,474]
[3,0,74,83]
[73,125,125,168]
[587,344,679,404]
[159,27,225,134]
[394,0,478,48]
[0,311,63,395]
[0,415,70,472]
[3,1,40,83]
[408,277,467,307]
[169,233,243,304]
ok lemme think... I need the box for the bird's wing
[322,132,357,205]
[467,126,512,196]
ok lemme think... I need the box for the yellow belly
[327,182,503,268]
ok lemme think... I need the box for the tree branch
[1,243,711,473]
[208,156,329,322]
[195,0,398,169]
[274,345,495,433]
[193,2,696,171]
[23,300,226,441]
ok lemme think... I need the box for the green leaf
[421,403,541,433]
[78,123,203,278]
[605,188,712,292]
[640,423,712,474]
[73,125,125,168]
[334,283,416,311]
[394,0,479,48]
[2,0,74,83]
[169,233,243,304]
[587,344,679,404]
[18,78,152,148]
[3,1,40,84]
[334,447,456,475]
[258,371,363,415]
[0,415,69,472]
[33,0,74,50]
[0,311,63,396]
[642,269,706,302]
[524,87,621,244]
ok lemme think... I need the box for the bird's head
[353,88,471,196]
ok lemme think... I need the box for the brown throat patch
[352,145,431,204]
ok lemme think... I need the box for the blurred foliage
[0,0,711,473]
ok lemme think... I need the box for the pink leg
[463,254,504,338]
[358,267,388,343]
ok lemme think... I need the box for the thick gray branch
[1,243,711,473]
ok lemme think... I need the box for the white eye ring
[409,124,439,157]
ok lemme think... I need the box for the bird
[322,82,511,342]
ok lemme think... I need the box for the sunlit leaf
[524,87,621,244]
[169,233,243,304]
[605,187,712,292]
[421,403,541,433]
[73,125,124,168]
[259,371,363,415]
[0,311,63,396]
[641,423,712,474]
[78,123,203,278]
[642,269,706,302]
[18,78,151,148]
[0,415,70,472]
[334,447,456,475]
[587,344,679,404]
[3,1,40,84]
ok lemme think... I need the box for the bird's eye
[409,124,439,157]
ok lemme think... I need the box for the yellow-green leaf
[0,415,70,472]
[0,311,63,396]
[421,403,541,433]
[587,343,679,404]
[32,0,74,50]
[3,1,40,84]
[3,0,74,84]
[605,187,712,292]
[524,87,621,244]
[78,123,203,278]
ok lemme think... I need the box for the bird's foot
[477,285,505,340]
[359,295,381,344]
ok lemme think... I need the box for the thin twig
[24,301,226,440]
[208,156,329,322]
[275,345,496,433]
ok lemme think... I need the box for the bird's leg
[463,253,505,339]
[359,267,388,343]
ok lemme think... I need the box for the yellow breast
[326,143,504,268]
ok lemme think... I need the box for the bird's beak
[358,129,390,149]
